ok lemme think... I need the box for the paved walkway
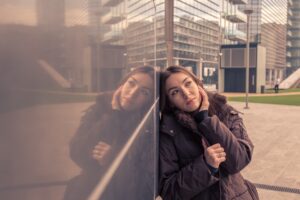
[1,101,299,200]
[229,101,300,200]
[222,91,300,97]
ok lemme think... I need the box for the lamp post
[218,52,223,92]
[199,56,204,80]
[243,8,253,109]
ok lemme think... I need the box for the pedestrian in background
[274,78,280,93]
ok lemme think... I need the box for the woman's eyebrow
[182,77,189,83]
[141,86,151,91]
[129,77,138,83]
[167,86,177,93]
[167,76,189,93]
[133,79,153,91]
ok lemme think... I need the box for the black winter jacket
[159,102,255,200]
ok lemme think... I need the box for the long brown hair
[120,66,156,86]
[160,65,228,118]
[115,65,158,113]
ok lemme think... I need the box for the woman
[64,66,156,200]
[159,66,258,200]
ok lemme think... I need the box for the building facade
[238,0,288,86]
[287,0,300,75]
[126,0,221,87]
[221,0,248,44]
[88,0,128,91]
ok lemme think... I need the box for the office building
[238,0,288,86]
[287,0,300,75]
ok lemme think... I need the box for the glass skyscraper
[287,0,300,75]
[126,0,221,86]
[239,0,288,85]
[126,0,161,67]
[221,0,248,44]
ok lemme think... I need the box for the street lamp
[243,8,253,109]
[199,57,204,80]
[218,52,223,92]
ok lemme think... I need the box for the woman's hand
[111,85,122,109]
[204,143,226,168]
[92,141,111,166]
[198,86,209,111]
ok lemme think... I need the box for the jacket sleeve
[69,104,102,171]
[159,133,219,200]
[197,113,254,175]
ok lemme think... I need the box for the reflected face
[119,73,153,111]
[165,72,201,112]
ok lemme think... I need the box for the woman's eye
[185,81,192,87]
[128,80,135,87]
[170,90,179,96]
[140,89,149,96]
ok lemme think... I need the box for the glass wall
[0,0,158,199]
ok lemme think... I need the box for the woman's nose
[181,87,190,99]
[128,86,139,97]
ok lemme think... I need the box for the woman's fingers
[215,152,226,158]
[205,144,226,168]
[218,156,226,163]
[94,141,111,150]
[92,141,111,161]
[209,143,221,148]
[92,153,102,160]
[198,86,209,110]
[213,147,225,154]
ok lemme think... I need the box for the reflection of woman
[159,66,258,200]
[64,66,155,200]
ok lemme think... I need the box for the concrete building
[220,43,266,93]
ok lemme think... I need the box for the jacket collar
[160,113,179,137]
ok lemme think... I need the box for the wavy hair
[160,65,229,118]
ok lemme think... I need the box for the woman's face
[119,73,153,111]
[165,72,201,112]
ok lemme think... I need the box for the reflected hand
[92,141,111,166]
[198,86,209,111]
[111,85,123,109]
[204,143,226,168]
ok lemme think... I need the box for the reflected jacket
[65,92,152,200]
[159,97,255,200]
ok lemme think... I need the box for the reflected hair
[117,65,158,113]
[119,65,156,86]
